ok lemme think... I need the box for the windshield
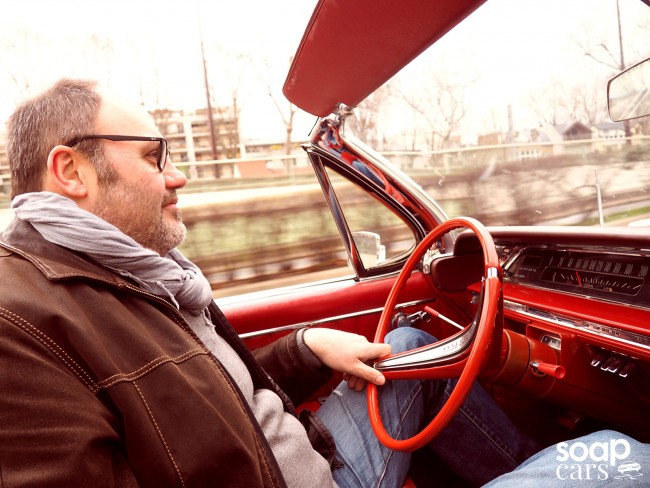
[2,0,649,231]
[345,0,650,227]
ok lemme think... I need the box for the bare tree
[268,86,297,154]
[215,90,241,160]
[393,71,469,152]
[204,48,247,176]
[264,56,298,175]
[526,79,570,127]
[526,78,608,129]
[567,82,607,125]
[348,85,392,150]
[572,0,647,137]
[482,107,506,139]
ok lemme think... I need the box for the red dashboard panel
[464,280,650,438]
[457,226,650,439]
[503,283,650,360]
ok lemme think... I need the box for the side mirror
[608,56,650,122]
[352,231,386,268]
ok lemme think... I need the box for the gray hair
[7,78,116,199]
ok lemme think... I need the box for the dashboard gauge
[504,248,650,306]
[539,266,643,296]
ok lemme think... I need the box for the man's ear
[44,146,93,199]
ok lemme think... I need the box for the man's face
[87,92,188,255]
[92,161,187,256]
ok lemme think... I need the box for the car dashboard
[453,226,650,440]
[501,242,650,352]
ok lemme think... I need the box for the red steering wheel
[367,217,502,451]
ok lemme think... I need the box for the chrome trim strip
[373,323,475,370]
[504,280,650,313]
[504,300,650,351]
[238,298,432,339]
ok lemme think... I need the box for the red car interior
[221,0,649,479]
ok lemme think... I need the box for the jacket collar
[0,217,133,287]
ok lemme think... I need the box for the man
[0,79,536,487]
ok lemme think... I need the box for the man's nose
[163,159,188,189]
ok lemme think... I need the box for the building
[151,107,311,180]
[591,121,626,152]
[151,107,241,179]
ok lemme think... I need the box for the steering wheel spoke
[374,316,478,371]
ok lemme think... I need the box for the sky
[1,0,648,144]
[385,0,648,139]
[0,0,318,141]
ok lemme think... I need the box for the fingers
[342,361,386,390]
[348,376,367,392]
[343,373,368,391]
[302,328,392,389]
[362,342,392,362]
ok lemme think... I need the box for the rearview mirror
[608,56,650,122]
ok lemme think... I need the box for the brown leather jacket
[0,219,335,487]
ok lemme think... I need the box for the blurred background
[1,0,649,297]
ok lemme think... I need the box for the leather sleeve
[252,330,333,406]
[208,302,333,407]
[0,315,139,487]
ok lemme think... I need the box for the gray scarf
[12,191,213,315]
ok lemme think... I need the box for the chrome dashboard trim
[505,280,650,312]
[501,245,650,270]
[238,298,432,339]
[504,299,650,351]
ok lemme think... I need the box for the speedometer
[504,248,650,306]
[539,267,643,296]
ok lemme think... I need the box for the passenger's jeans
[316,327,539,488]
[484,429,650,487]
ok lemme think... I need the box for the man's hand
[303,328,391,391]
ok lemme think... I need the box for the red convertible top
[283,0,487,116]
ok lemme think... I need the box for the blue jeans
[316,327,539,487]
[484,430,650,487]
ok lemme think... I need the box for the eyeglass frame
[62,135,170,172]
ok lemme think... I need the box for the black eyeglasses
[63,135,170,172]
